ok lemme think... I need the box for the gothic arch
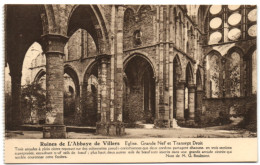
[196,68,203,90]
[124,7,135,16]
[204,50,222,98]
[6,5,48,72]
[124,52,156,78]
[82,59,99,84]
[177,12,183,22]
[67,5,109,54]
[226,46,244,58]
[43,5,56,35]
[224,46,244,97]
[81,59,99,126]
[197,5,210,33]
[64,64,80,97]
[173,8,177,20]
[246,45,256,57]
[173,54,182,81]
[186,21,189,29]
[190,26,193,34]
[136,5,153,13]
[123,53,156,124]
[34,69,46,83]
[203,49,222,69]
[204,49,222,61]
[186,62,194,85]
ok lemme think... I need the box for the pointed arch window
[205,52,221,98]
[229,52,241,97]
[133,30,142,46]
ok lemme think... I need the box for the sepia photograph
[3,3,258,163]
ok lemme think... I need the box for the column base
[169,119,180,128]
[177,119,197,127]
[176,119,186,127]
[186,120,196,127]
[96,122,125,136]
[154,119,170,128]
[43,125,66,139]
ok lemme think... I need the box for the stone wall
[199,96,257,126]
[123,6,154,50]
[67,29,97,60]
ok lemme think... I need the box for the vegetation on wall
[235,95,257,132]
[124,92,144,124]
[21,83,46,124]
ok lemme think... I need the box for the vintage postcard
[4,4,257,163]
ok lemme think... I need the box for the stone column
[79,82,85,123]
[196,90,204,121]
[153,6,170,128]
[176,81,185,123]
[176,19,180,48]
[74,83,82,125]
[196,37,200,61]
[223,7,229,42]
[169,45,174,127]
[115,5,125,123]
[41,34,68,139]
[188,84,196,123]
[187,29,191,54]
[110,5,116,122]
[96,54,125,135]
[97,55,110,123]
[192,34,196,58]
[183,24,187,52]
[9,70,22,130]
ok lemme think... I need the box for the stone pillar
[188,84,196,122]
[176,81,185,123]
[223,7,229,42]
[96,54,125,135]
[196,90,204,121]
[41,34,68,139]
[176,19,180,48]
[158,5,165,122]
[154,6,170,128]
[183,24,187,52]
[196,37,200,61]
[169,45,174,127]
[187,29,191,54]
[9,71,22,130]
[110,5,116,122]
[74,83,82,125]
[168,7,174,127]
[115,5,125,122]
[192,34,196,58]
[205,56,211,98]
[79,82,85,123]
[97,55,110,123]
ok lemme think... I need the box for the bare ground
[5,127,256,139]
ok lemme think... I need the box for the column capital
[188,84,196,92]
[116,5,127,12]
[196,89,204,94]
[95,54,112,64]
[176,81,186,89]
[41,34,69,56]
